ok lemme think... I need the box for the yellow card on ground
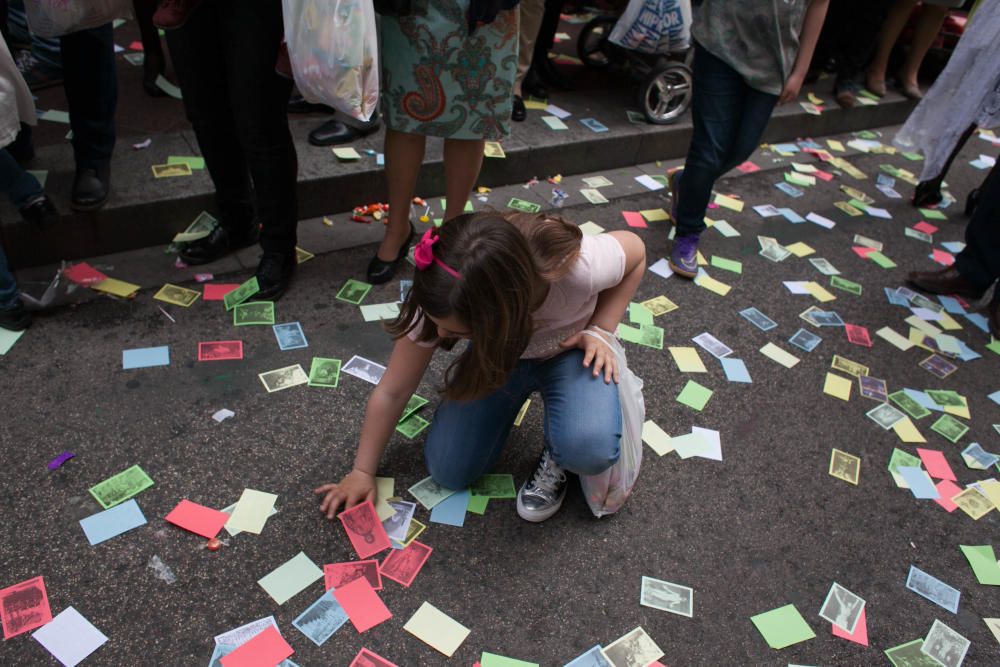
[332,147,361,160]
[907,328,935,352]
[823,373,852,401]
[714,193,744,212]
[514,399,531,426]
[694,273,731,296]
[523,99,548,110]
[905,315,941,336]
[375,477,396,521]
[876,326,913,351]
[578,221,604,236]
[225,488,278,534]
[760,343,799,368]
[696,250,708,266]
[154,283,200,307]
[943,403,971,420]
[979,480,1000,511]
[937,313,962,330]
[827,139,845,152]
[669,347,707,373]
[483,141,506,158]
[403,602,470,657]
[803,282,836,302]
[641,420,674,456]
[953,488,994,520]
[785,242,815,258]
[641,295,678,316]
[91,277,140,298]
[640,208,670,222]
[893,416,926,443]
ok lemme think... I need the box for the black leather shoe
[511,95,526,122]
[255,250,296,301]
[20,195,59,226]
[179,224,260,265]
[308,117,381,147]
[367,225,414,285]
[0,299,32,332]
[71,167,109,211]
[287,93,334,114]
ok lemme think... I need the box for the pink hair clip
[413,228,461,278]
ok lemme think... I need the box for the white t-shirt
[407,233,626,359]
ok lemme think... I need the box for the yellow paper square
[714,193,745,212]
[523,99,548,110]
[375,477,396,521]
[937,313,962,331]
[332,147,361,160]
[760,343,799,368]
[694,273,731,296]
[803,282,836,302]
[669,347,707,373]
[979,480,1000,511]
[225,488,278,535]
[942,404,971,420]
[892,416,926,443]
[641,420,674,456]
[827,139,845,152]
[876,326,913,351]
[905,315,941,336]
[640,208,670,222]
[696,250,708,266]
[785,242,816,258]
[823,373,852,401]
[91,278,141,297]
[403,602,470,657]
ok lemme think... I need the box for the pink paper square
[814,170,834,182]
[916,448,956,481]
[219,626,293,667]
[203,284,239,301]
[64,262,109,286]
[622,211,647,229]
[332,577,392,633]
[932,249,955,266]
[913,221,938,234]
[852,246,876,259]
[832,607,869,646]
[165,499,230,539]
[933,479,962,512]
[736,161,760,174]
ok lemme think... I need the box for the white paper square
[32,607,108,667]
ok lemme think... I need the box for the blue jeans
[674,42,778,236]
[0,245,19,310]
[424,349,622,490]
[0,148,43,208]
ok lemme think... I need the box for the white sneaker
[516,449,568,522]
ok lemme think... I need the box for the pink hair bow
[413,228,461,278]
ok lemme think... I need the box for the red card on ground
[127,40,144,51]
[64,262,108,286]
[845,324,872,347]
[203,283,239,301]
[324,560,382,591]
[0,576,52,639]
[736,161,760,174]
[832,607,869,646]
[338,501,391,559]
[332,577,392,633]
[933,479,962,512]
[932,249,955,266]
[621,211,647,228]
[165,499,229,539]
[349,647,399,667]
[917,448,956,481]
[198,341,244,361]
[380,540,432,587]
[852,246,876,259]
[814,169,834,182]
[219,626,293,667]
[913,221,938,234]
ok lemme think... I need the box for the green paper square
[480,653,539,667]
[750,604,816,649]
[959,545,1000,585]
[629,302,654,326]
[931,414,969,443]
[710,255,743,274]
[467,495,489,515]
[677,380,713,411]
[867,251,897,269]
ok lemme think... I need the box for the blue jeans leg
[61,23,117,170]
[0,149,44,209]
[675,42,778,237]
[423,349,622,489]
[0,245,20,310]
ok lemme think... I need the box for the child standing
[668,0,829,278]
[315,213,646,522]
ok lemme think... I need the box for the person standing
[668,0,829,278]
[162,1,299,300]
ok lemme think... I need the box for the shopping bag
[282,0,380,122]
[23,0,133,38]
[609,0,691,55]
[578,327,645,517]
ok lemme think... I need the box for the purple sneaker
[669,233,700,278]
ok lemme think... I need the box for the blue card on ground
[580,118,609,133]
[429,489,470,527]
[79,499,147,545]
[122,346,169,369]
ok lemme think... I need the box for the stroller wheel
[577,15,618,68]
[639,63,692,125]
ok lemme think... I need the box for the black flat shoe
[366,225,414,285]
[0,299,32,332]
[913,179,944,208]
[308,116,381,147]
[19,195,59,226]
[255,250,296,301]
[71,167,110,211]
[179,223,260,265]
[511,95,526,122]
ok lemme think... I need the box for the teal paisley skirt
[380,1,518,140]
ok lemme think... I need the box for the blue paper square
[720,357,752,383]
[429,489,470,527]
[79,499,147,545]
[122,346,170,369]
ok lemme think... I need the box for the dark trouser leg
[955,163,1000,290]
[60,23,116,171]
[0,149,44,208]
[132,0,165,85]
[827,0,894,86]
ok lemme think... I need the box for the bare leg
[381,128,426,260]
[443,138,485,222]
[866,0,917,94]
[898,4,949,92]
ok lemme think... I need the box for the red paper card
[814,170,835,182]
[219,626,293,667]
[736,161,760,174]
[621,211,647,228]
[933,480,962,512]
[165,499,229,539]
[64,262,108,286]
[917,449,957,481]
[913,221,938,234]
[127,40,144,51]
[0,576,52,639]
[832,607,869,646]
[324,560,382,591]
[203,284,239,301]
[380,540,432,588]
[332,577,392,633]
[852,246,876,259]
[349,647,399,667]
[338,501,391,559]
[932,249,955,266]
[198,341,244,361]
[845,324,872,347]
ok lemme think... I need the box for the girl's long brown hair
[387,211,582,401]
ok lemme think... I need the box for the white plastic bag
[609,0,691,55]
[22,0,133,38]
[282,0,380,122]
[578,327,645,517]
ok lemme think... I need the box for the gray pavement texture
[2,125,1000,667]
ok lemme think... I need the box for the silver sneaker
[516,449,568,522]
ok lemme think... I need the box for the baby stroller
[577,0,693,124]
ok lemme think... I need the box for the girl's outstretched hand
[313,469,376,520]
[560,329,619,384]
